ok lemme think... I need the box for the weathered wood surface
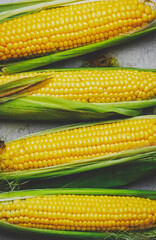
[0,0,156,239]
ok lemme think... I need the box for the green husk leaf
[0,74,51,103]
[0,95,155,121]
[0,0,66,13]
[1,148,156,191]
[0,188,156,201]
[1,145,155,181]
[0,1,45,14]
[0,115,155,190]
[0,0,155,74]
[0,189,155,240]
[0,0,80,23]
[0,74,50,93]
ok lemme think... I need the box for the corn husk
[0,115,156,190]
[0,67,155,122]
[0,74,51,103]
[0,188,156,240]
[0,0,156,74]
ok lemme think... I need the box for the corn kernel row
[0,194,156,232]
[0,69,156,103]
[0,118,155,172]
[0,0,156,61]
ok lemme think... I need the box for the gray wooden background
[0,0,156,239]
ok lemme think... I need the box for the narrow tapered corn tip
[0,0,156,62]
[0,194,156,232]
[0,117,155,172]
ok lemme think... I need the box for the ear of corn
[0,68,156,121]
[0,115,155,190]
[1,68,156,103]
[0,0,156,74]
[0,188,156,239]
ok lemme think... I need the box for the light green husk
[0,67,156,122]
[0,0,156,74]
[0,115,156,190]
[0,188,156,240]
[0,74,51,103]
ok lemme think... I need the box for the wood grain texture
[0,0,156,239]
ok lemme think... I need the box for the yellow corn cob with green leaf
[0,68,156,122]
[0,189,156,239]
[1,68,156,103]
[0,116,155,189]
[1,117,155,172]
[1,0,156,74]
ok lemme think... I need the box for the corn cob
[0,0,156,63]
[1,69,156,103]
[0,117,155,172]
[0,191,156,233]
[1,116,156,188]
[0,68,156,122]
